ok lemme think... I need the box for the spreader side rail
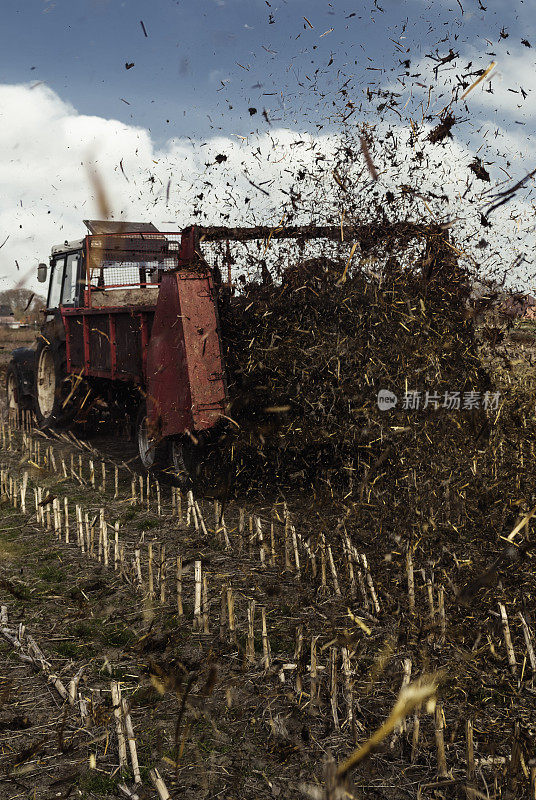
[83,231,189,308]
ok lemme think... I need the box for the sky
[1,0,536,291]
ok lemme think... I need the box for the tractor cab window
[48,257,65,310]
[61,253,80,306]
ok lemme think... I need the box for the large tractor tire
[135,404,168,472]
[34,341,74,428]
[6,364,32,420]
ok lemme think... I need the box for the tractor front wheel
[6,364,32,422]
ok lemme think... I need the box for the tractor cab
[40,220,168,315]
[40,239,85,316]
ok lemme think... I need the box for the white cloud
[456,51,536,140]
[412,47,536,124]
[208,69,231,86]
[0,83,155,289]
[0,82,339,292]
[0,80,535,296]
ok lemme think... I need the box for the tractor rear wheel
[35,341,72,428]
[36,346,56,420]
[136,405,168,472]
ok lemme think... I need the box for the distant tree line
[0,289,46,324]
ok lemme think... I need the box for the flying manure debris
[215,219,490,510]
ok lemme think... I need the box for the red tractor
[6,221,228,484]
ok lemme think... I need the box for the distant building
[0,304,14,325]
[523,296,536,320]
[499,294,536,320]
[499,294,529,319]
[469,281,536,323]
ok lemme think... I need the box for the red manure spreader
[6,219,360,485]
[6,220,229,485]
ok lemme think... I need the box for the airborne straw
[460,61,496,100]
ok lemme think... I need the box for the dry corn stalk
[337,676,437,778]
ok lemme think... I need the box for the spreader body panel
[146,270,227,436]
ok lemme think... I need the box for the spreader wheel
[136,405,168,472]
[170,436,200,489]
